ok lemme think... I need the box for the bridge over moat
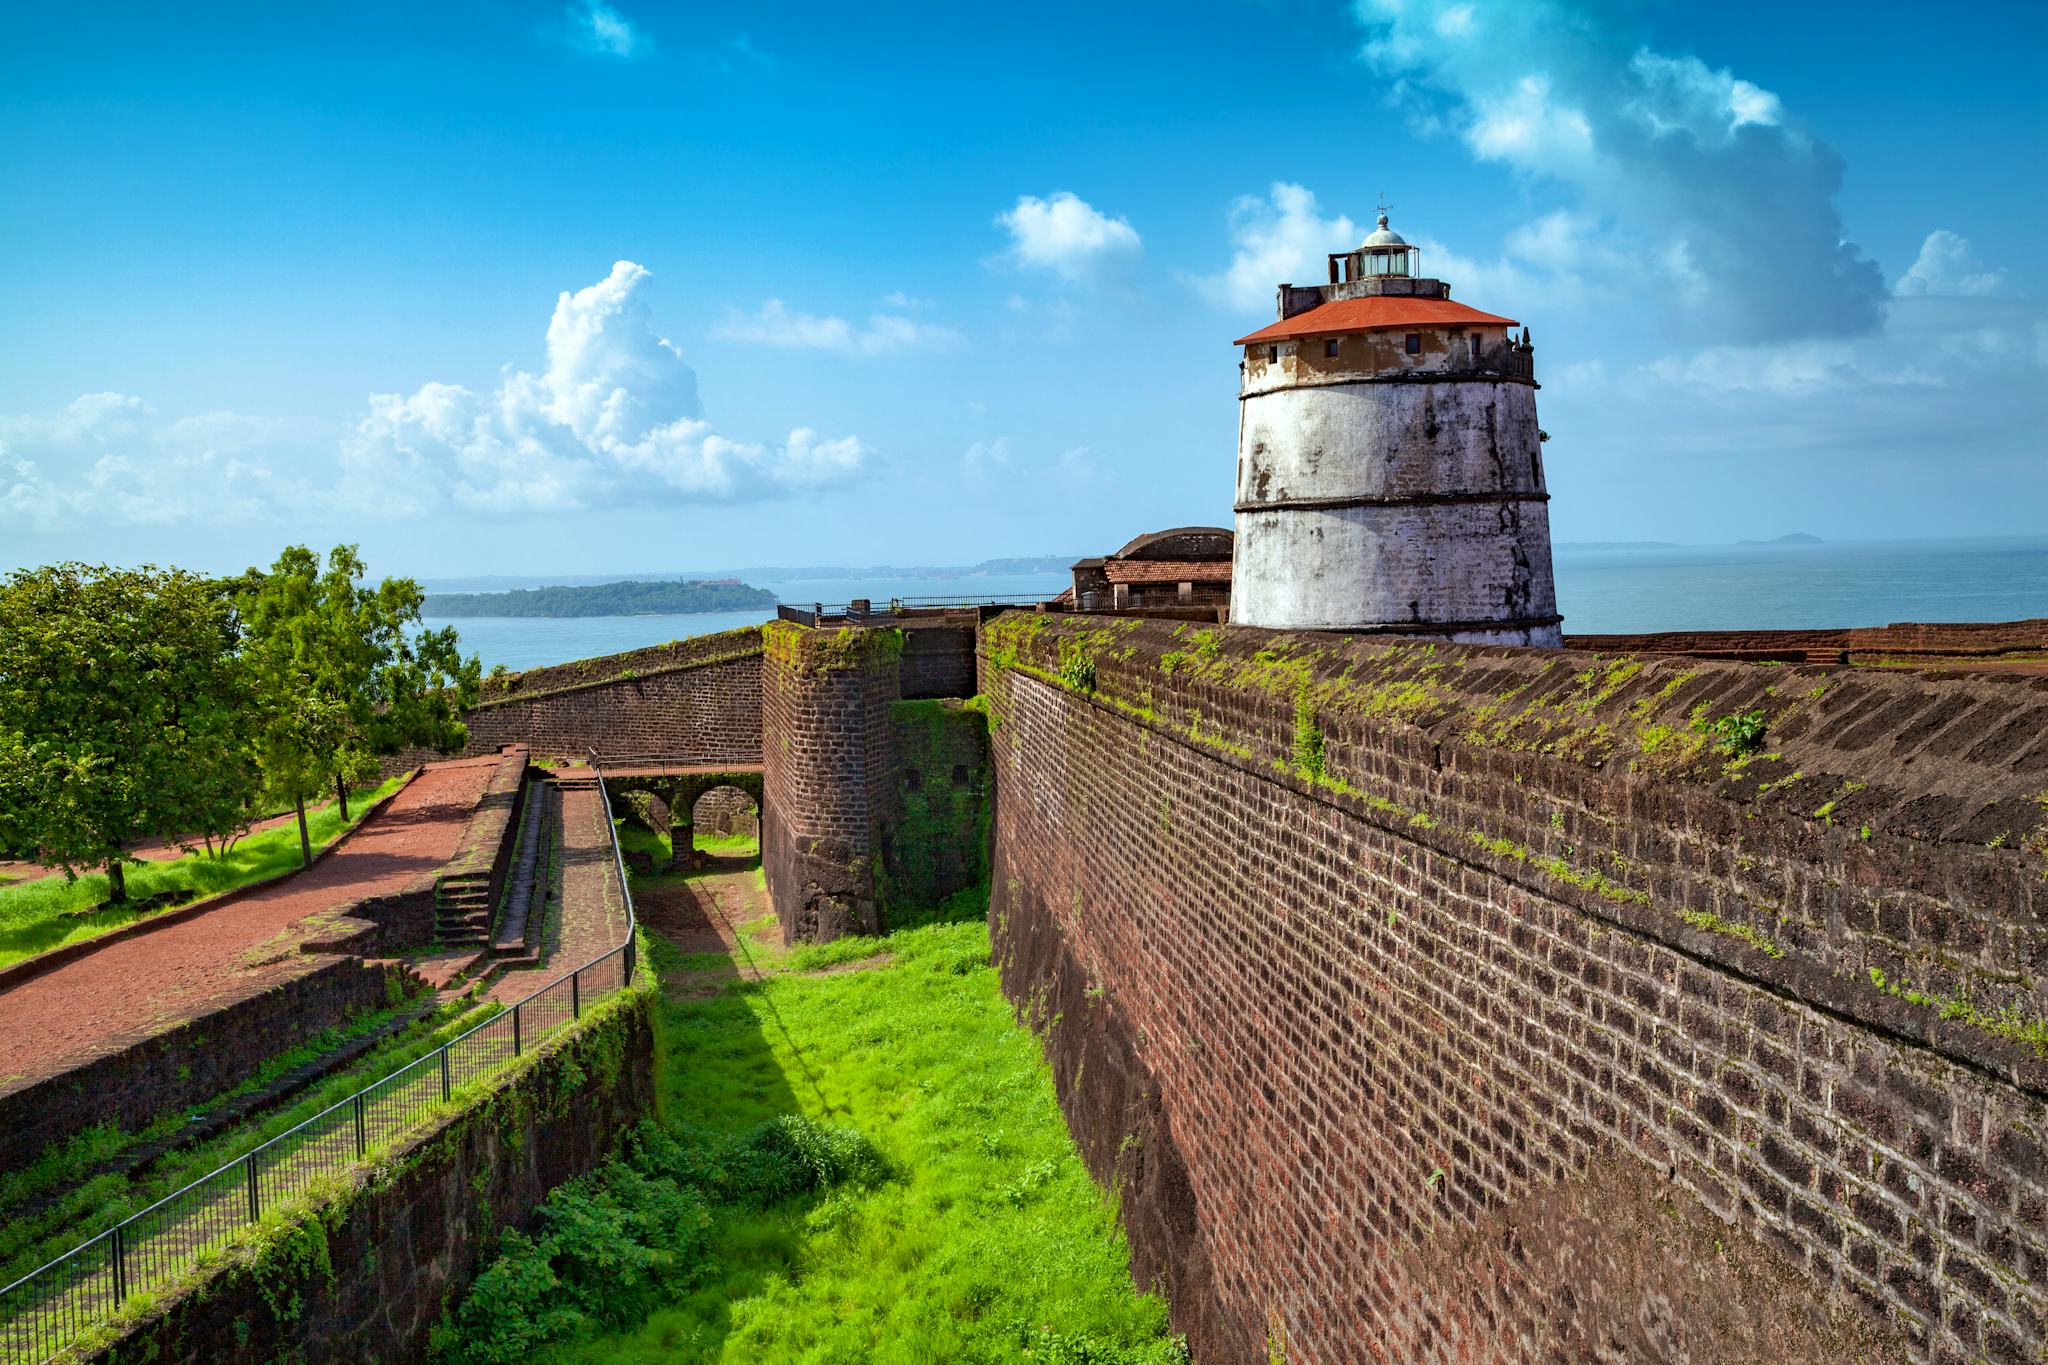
[593,760,764,869]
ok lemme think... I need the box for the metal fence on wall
[0,753,639,1365]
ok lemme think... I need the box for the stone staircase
[433,871,493,947]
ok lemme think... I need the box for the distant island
[419,554,1079,594]
[424,579,778,618]
[1737,532,1824,546]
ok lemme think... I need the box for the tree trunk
[335,774,350,823]
[295,796,312,869]
[106,858,127,903]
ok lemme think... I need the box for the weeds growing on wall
[0,990,501,1289]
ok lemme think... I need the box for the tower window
[1270,345,1282,363]
[1404,333,1422,355]
[1324,339,1339,358]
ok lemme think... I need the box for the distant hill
[424,579,778,618]
[419,555,1079,594]
[1738,532,1824,546]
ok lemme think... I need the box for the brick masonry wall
[761,623,903,942]
[0,956,394,1173]
[84,993,657,1365]
[881,698,989,912]
[900,622,979,699]
[1568,618,2048,662]
[983,613,2048,1364]
[693,785,759,836]
[381,627,763,774]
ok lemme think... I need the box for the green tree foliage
[239,545,481,864]
[0,564,257,901]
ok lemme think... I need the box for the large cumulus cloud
[0,261,869,531]
[1356,0,1886,343]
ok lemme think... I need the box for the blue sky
[2,0,2043,578]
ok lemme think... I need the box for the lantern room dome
[1360,212,1408,249]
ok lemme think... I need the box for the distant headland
[423,579,777,618]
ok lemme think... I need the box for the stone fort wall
[759,622,989,942]
[381,627,763,772]
[981,612,2047,1364]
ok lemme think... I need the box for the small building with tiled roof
[1068,527,1233,617]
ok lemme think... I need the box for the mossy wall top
[982,611,2048,1088]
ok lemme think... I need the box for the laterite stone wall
[760,623,902,942]
[881,698,989,913]
[983,613,2048,1365]
[382,627,763,772]
[83,993,657,1365]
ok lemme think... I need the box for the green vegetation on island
[424,580,778,619]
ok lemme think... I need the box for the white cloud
[0,261,869,531]
[563,1,648,59]
[713,298,961,356]
[964,437,1012,473]
[998,192,1143,282]
[1354,0,1884,342]
[1895,229,2006,298]
[345,261,868,510]
[1195,182,1360,312]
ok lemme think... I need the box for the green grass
[0,778,402,969]
[480,879,1182,1364]
[691,830,760,858]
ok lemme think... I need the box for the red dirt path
[0,756,499,1097]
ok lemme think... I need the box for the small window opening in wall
[1270,345,1283,363]
[1324,338,1339,358]
[903,770,922,792]
[950,763,970,786]
[1404,333,1422,355]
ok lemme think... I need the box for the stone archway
[691,784,760,845]
[601,767,763,871]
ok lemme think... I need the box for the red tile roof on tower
[1234,296,1517,345]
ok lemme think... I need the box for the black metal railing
[775,594,1046,627]
[0,757,640,1365]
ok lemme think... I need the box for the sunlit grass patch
[441,874,1182,1364]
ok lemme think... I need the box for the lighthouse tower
[1228,210,1562,647]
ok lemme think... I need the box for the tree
[239,545,481,866]
[0,564,257,901]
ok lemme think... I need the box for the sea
[425,536,2048,673]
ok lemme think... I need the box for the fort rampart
[981,612,2048,1363]
[78,991,657,1365]
[382,626,763,771]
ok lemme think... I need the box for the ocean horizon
[426,533,2048,672]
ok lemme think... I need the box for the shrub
[1705,708,1768,758]
[431,1117,881,1364]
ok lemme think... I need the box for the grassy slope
[546,868,1180,1364]
[0,777,402,968]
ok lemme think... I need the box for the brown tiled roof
[1103,559,1233,585]
[1234,296,1515,345]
